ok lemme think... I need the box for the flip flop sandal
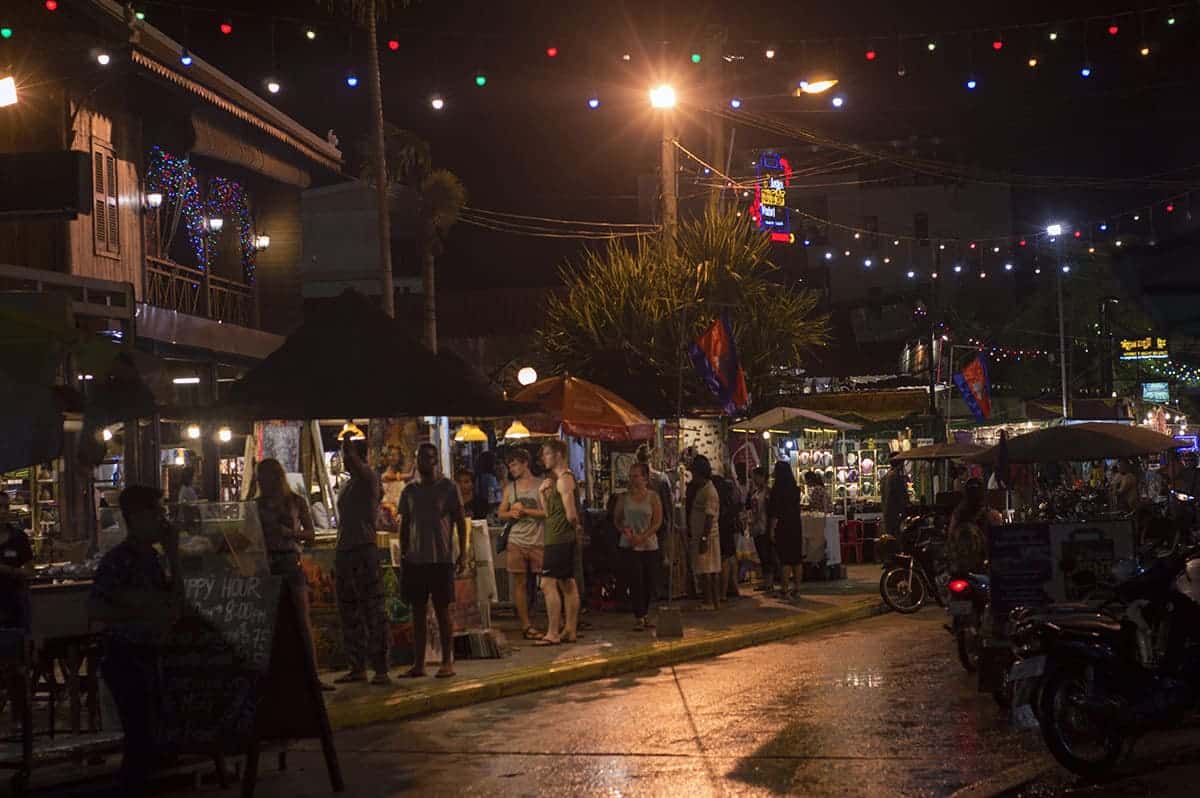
[435,669,456,679]
[533,638,561,646]
[523,626,542,640]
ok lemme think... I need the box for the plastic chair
[840,520,865,564]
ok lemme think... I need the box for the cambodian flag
[689,311,750,414]
[953,354,992,423]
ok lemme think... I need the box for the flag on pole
[953,354,992,423]
[689,311,750,414]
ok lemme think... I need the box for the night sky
[132,0,1200,289]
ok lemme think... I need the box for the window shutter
[92,151,107,249]
[105,155,119,253]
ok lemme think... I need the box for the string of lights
[33,0,1199,109]
[464,207,657,230]
[459,213,658,240]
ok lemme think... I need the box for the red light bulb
[546,46,558,58]
[45,0,58,9]
[865,50,877,61]
[220,21,233,35]
[1019,239,1027,247]
[1108,25,1119,36]
[992,40,1003,51]
[1073,230,1082,238]
[387,39,399,51]
[1166,203,1176,213]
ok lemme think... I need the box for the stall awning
[734,406,862,433]
[135,304,285,361]
[767,390,932,424]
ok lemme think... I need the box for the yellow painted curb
[327,598,886,731]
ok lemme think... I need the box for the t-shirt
[504,480,544,548]
[617,492,658,552]
[257,494,312,554]
[336,471,380,550]
[400,477,464,564]
[90,539,172,648]
[0,525,32,628]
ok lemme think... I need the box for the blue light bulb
[346,73,359,88]
[180,48,193,66]
[730,97,742,109]
[587,96,600,109]
[1080,66,1092,77]
[1099,223,1108,232]
[966,78,978,90]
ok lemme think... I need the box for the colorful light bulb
[345,72,359,88]
[546,46,558,58]
[45,0,58,10]
[220,21,233,35]
[992,39,1003,51]
[474,73,487,87]
[180,48,193,66]
[865,49,877,61]
[729,97,742,109]
[388,39,399,51]
[587,96,600,109]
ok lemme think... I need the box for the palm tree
[415,169,466,353]
[365,125,466,352]
[318,0,407,317]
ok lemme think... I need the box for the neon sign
[749,152,794,244]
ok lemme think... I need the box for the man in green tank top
[535,440,581,645]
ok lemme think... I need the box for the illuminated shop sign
[1119,336,1169,361]
[749,152,794,244]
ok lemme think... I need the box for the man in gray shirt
[399,443,467,678]
[497,448,546,639]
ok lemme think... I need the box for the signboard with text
[749,152,793,244]
[1120,336,1169,361]
[1142,381,1170,403]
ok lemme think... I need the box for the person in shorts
[535,440,582,645]
[497,449,545,640]
[399,443,467,678]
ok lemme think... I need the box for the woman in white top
[615,463,663,630]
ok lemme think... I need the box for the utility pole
[1057,266,1069,419]
[661,115,677,252]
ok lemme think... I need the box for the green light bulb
[0,27,12,39]
[690,53,701,63]
[135,11,145,20]
[474,74,487,87]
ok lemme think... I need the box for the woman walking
[253,458,334,690]
[615,463,663,630]
[686,455,723,611]
[767,462,804,599]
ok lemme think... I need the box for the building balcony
[144,255,256,328]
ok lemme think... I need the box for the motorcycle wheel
[880,567,926,614]
[1038,666,1129,779]
[956,622,981,673]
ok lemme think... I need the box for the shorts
[541,542,576,581]
[401,562,455,608]
[506,542,544,574]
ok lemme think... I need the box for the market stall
[223,289,524,668]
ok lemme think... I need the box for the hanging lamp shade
[504,420,531,440]
[454,423,488,443]
[337,422,365,441]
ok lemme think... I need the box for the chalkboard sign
[156,574,282,752]
[987,523,1054,636]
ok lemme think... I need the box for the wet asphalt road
[227,610,1042,798]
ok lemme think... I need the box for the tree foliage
[539,206,829,413]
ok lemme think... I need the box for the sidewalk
[321,563,885,731]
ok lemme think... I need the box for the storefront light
[217,427,233,443]
[173,376,200,385]
[338,422,365,441]
[254,233,271,250]
[186,424,201,440]
[102,428,113,441]
[454,423,488,442]
[146,192,163,209]
[0,76,18,108]
[517,366,538,386]
[504,420,531,440]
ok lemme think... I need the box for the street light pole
[651,84,678,253]
[1057,267,1068,418]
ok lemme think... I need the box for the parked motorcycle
[947,573,990,673]
[1007,543,1200,778]
[878,514,951,614]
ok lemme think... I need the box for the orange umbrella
[514,375,655,441]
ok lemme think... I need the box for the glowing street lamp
[517,366,538,386]
[798,78,838,94]
[0,76,16,108]
[649,84,676,109]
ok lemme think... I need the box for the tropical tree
[364,125,466,352]
[540,206,829,412]
[318,0,408,317]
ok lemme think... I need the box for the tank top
[618,491,658,551]
[543,476,574,547]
